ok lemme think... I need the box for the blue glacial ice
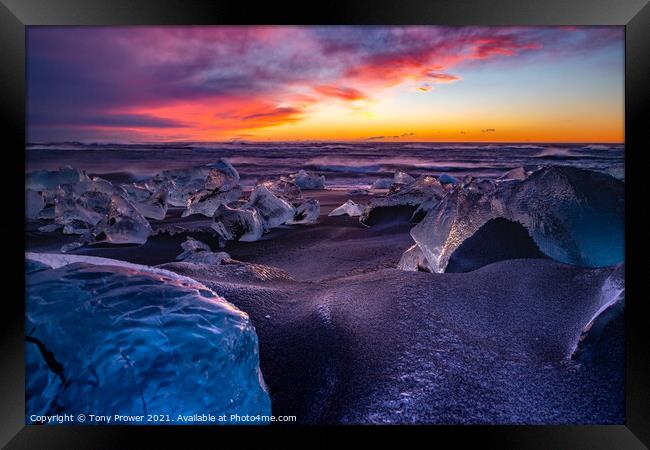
[407,166,625,272]
[25,253,271,423]
[26,166,91,191]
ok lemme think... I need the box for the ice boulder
[25,253,271,422]
[212,204,264,242]
[182,185,243,218]
[244,185,295,230]
[361,175,447,226]
[90,195,153,245]
[205,159,240,192]
[288,169,325,190]
[408,166,625,273]
[53,190,112,235]
[176,237,231,264]
[393,171,416,185]
[329,200,364,217]
[121,183,154,203]
[26,166,90,191]
[287,198,320,224]
[153,159,240,208]
[257,178,302,201]
[128,181,173,221]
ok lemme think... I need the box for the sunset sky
[27,26,624,143]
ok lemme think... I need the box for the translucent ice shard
[257,178,302,201]
[26,166,90,191]
[153,159,240,208]
[408,166,625,273]
[288,169,325,190]
[121,182,155,203]
[25,254,271,422]
[90,195,153,244]
[288,198,320,224]
[131,183,171,221]
[205,159,240,191]
[53,191,111,235]
[329,200,364,217]
[212,204,264,242]
[182,185,243,218]
[244,185,295,230]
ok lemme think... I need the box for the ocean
[26,142,625,188]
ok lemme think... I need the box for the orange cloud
[313,85,367,101]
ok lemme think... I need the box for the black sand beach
[26,188,624,424]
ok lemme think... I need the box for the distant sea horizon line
[26,140,626,146]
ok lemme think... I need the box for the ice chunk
[25,254,271,422]
[182,185,242,218]
[499,167,528,181]
[121,183,154,202]
[153,160,240,208]
[205,159,240,191]
[397,244,430,272]
[244,185,295,230]
[53,190,112,235]
[409,166,625,273]
[438,173,459,185]
[132,183,171,221]
[393,171,415,185]
[288,169,325,190]
[288,198,320,224]
[212,204,264,242]
[371,178,393,189]
[26,189,45,220]
[26,166,90,191]
[179,236,211,254]
[176,237,231,264]
[90,195,153,245]
[329,200,365,217]
[257,178,302,201]
[361,175,447,225]
[88,177,125,197]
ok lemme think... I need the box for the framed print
[2,0,648,447]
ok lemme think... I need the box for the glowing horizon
[27,26,624,144]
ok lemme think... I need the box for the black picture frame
[2,0,648,447]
